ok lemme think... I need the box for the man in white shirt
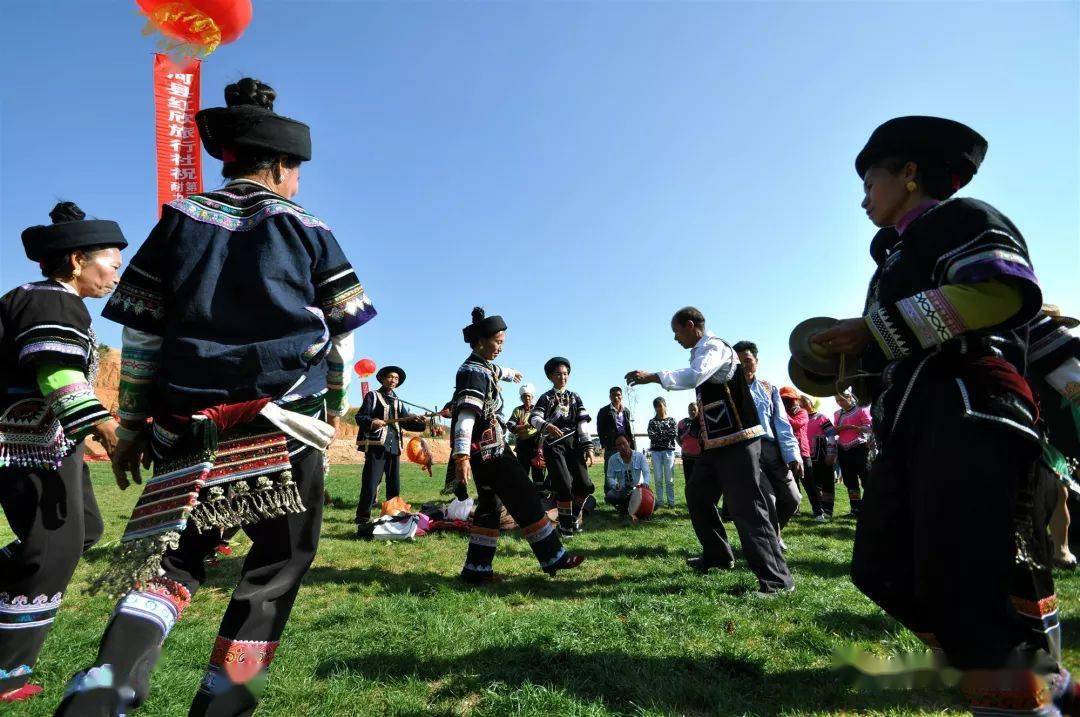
[605,435,650,514]
[626,307,793,597]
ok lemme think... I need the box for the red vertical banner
[153,53,202,214]
[361,381,371,400]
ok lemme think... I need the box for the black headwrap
[21,214,127,262]
[855,116,987,192]
[196,80,312,162]
[544,357,571,375]
[463,314,507,344]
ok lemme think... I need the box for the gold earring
[905,180,917,192]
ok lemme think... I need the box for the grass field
[3,463,1078,716]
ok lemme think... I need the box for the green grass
[3,463,1077,716]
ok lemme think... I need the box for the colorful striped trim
[0,592,62,630]
[896,290,967,349]
[171,194,331,233]
[116,591,180,635]
[522,518,556,544]
[866,304,913,361]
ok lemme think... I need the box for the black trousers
[57,447,325,717]
[837,443,871,515]
[800,457,822,516]
[542,441,594,531]
[686,440,793,592]
[811,454,837,517]
[682,455,699,485]
[0,446,100,692]
[851,378,1061,711]
[356,447,401,523]
[462,450,565,578]
[514,435,546,487]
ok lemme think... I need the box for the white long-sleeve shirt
[656,332,739,391]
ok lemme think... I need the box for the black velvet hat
[855,116,987,191]
[21,202,127,262]
[544,357,571,376]
[197,78,311,162]
[376,365,406,386]
[462,308,507,344]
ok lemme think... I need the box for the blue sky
[2,1,1077,428]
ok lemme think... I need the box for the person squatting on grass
[55,77,375,716]
[452,307,585,585]
[605,434,651,514]
[626,307,794,596]
[813,115,1076,715]
[0,203,127,704]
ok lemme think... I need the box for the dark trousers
[515,435,546,487]
[811,455,837,517]
[543,441,595,531]
[0,446,100,692]
[462,450,565,578]
[851,379,1061,712]
[686,440,793,592]
[57,447,325,717]
[682,455,699,485]
[837,442,871,515]
[800,457,823,516]
[356,447,400,523]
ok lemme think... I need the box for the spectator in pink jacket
[802,396,838,521]
[780,387,817,516]
[834,391,873,516]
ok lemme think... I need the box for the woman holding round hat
[0,202,126,703]
[354,364,429,531]
[813,116,1073,712]
[451,308,584,584]
[529,356,596,536]
[57,78,376,716]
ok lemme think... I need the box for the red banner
[153,53,202,214]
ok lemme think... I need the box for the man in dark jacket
[597,386,635,477]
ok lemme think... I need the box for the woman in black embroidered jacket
[814,116,1074,713]
[0,202,125,704]
[58,78,375,717]
[451,308,583,584]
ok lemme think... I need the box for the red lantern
[354,358,377,378]
[137,0,253,56]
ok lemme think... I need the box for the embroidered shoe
[0,684,43,702]
[544,554,585,577]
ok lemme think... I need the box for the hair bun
[49,201,85,224]
[224,77,276,110]
[470,306,486,324]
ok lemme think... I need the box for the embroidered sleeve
[103,210,178,334]
[575,394,592,425]
[9,286,95,372]
[325,333,354,417]
[529,393,551,430]
[1029,312,1080,383]
[453,363,490,420]
[865,280,1026,361]
[309,227,377,337]
[452,411,476,456]
[117,327,161,423]
[37,365,111,441]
